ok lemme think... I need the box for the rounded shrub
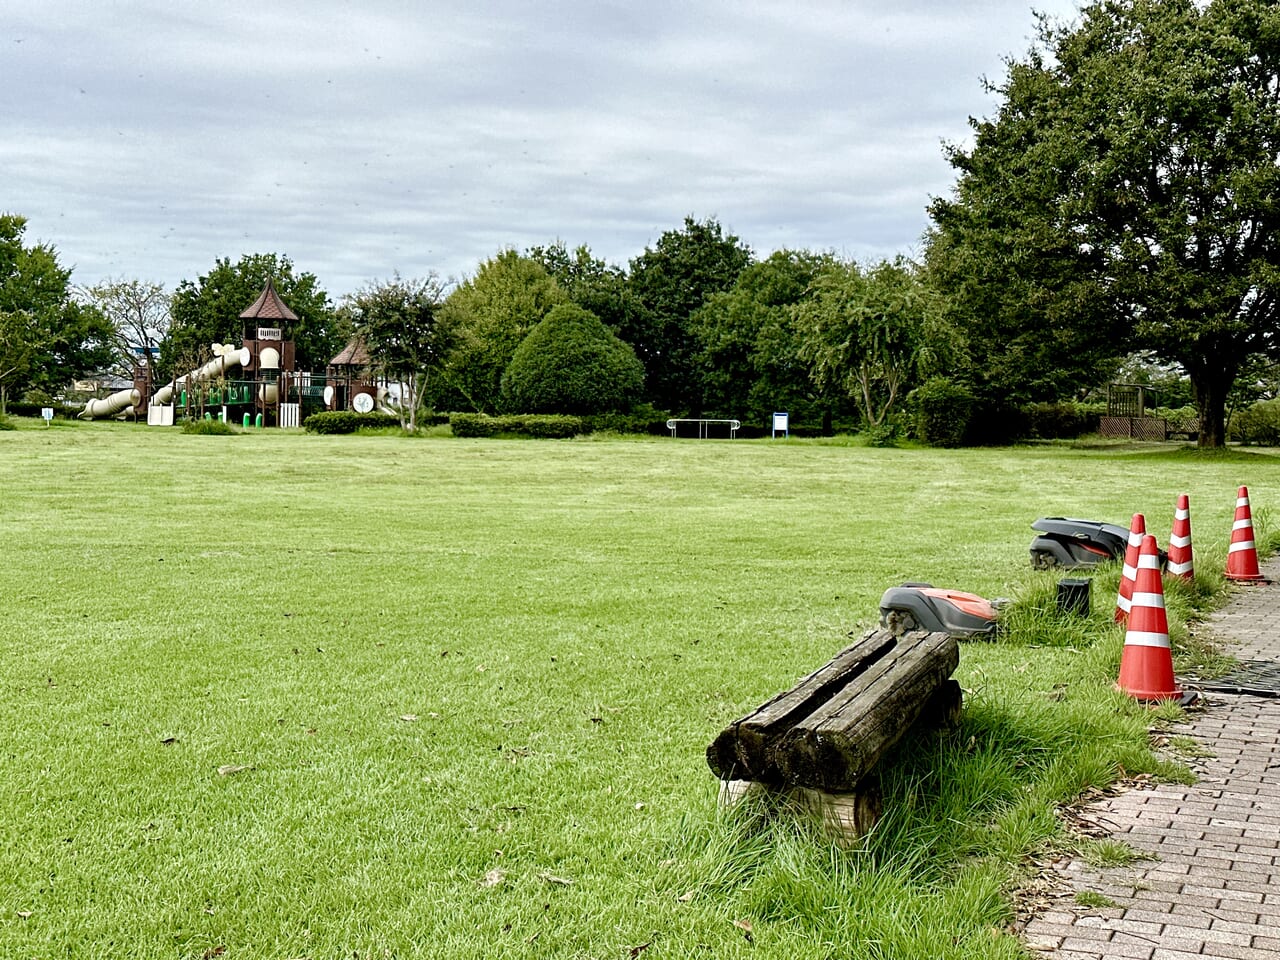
[500,304,644,415]
[912,377,975,447]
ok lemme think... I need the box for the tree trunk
[1190,366,1233,449]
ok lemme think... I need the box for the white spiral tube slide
[151,347,251,406]
[79,388,141,420]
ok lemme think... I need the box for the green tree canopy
[0,214,113,411]
[693,249,843,430]
[82,278,171,385]
[431,250,566,413]
[526,241,638,335]
[343,273,448,431]
[500,303,645,415]
[164,253,337,378]
[794,259,951,428]
[626,216,752,415]
[928,0,1280,446]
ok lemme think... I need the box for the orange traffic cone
[1114,513,1146,623]
[1167,494,1194,580]
[1116,534,1182,702]
[1225,485,1265,582]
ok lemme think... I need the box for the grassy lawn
[1,421,1275,959]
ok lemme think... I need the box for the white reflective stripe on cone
[1170,534,1191,547]
[1238,497,1250,507]
[1124,631,1172,648]
[1175,508,1189,520]
[1234,519,1253,531]
[1229,540,1256,553]
[1131,592,1166,609]
[1168,561,1193,574]
[1138,555,1161,569]
[1117,595,1133,612]
[1122,563,1137,579]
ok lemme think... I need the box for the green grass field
[2,421,1276,959]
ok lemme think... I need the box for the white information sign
[771,412,789,438]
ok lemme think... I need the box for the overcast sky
[4,0,1082,301]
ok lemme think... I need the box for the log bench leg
[717,779,883,843]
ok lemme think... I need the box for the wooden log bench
[706,628,962,840]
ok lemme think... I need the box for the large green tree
[0,214,114,412]
[794,259,951,429]
[693,249,843,430]
[82,278,171,385]
[431,250,565,413]
[526,241,638,335]
[626,217,752,415]
[164,253,337,377]
[343,274,448,431]
[929,0,1280,446]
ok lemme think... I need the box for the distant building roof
[330,336,372,367]
[239,278,299,322]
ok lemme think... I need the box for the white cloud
[2,0,1082,297]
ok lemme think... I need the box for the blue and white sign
[772,412,789,438]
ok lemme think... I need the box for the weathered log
[706,629,900,784]
[772,630,959,792]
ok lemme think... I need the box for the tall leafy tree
[626,216,752,415]
[82,278,171,384]
[431,250,565,413]
[794,259,950,428]
[0,214,114,412]
[164,253,337,377]
[526,240,638,335]
[343,274,447,431]
[693,249,842,429]
[928,0,1280,446]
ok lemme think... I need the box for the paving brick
[1022,558,1280,959]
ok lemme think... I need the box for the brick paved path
[1022,557,1280,959]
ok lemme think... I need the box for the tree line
[3,0,1276,447]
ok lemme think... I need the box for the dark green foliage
[911,377,975,447]
[0,214,115,412]
[180,418,236,435]
[626,216,752,415]
[580,403,670,435]
[0,413,13,430]
[1023,401,1102,440]
[526,241,637,334]
[431,251,565,414]
[165,253,339,375]
[343,274,446,431]
[928,0,1280,447]
[694,250,841,429]
[303,411,400,434]
[1230,400,1280,446]
[3,401,78,419]
[500,304,644,415]
[795,258,954,429]
[448,413,584,439]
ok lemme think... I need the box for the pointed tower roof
[239,278,299,321]
[330,336,372,367]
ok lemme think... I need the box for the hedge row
[449,413,584,439]
[3,401,81,419]
[303,411,402,434]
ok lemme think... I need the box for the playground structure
[78,280,393,426]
